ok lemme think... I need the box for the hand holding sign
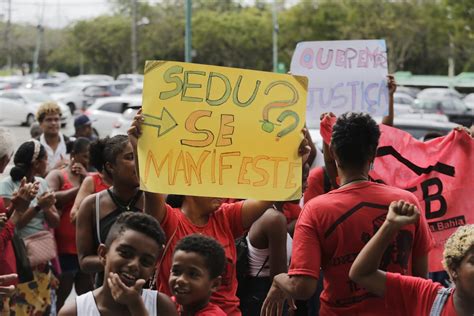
[138,61,308,201]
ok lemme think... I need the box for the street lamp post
[185,0,192,62]
[272,0,279,72]
[131,0,138,74]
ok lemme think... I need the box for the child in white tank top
[58,212,178,316]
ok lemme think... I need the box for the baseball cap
[74,115,93,128]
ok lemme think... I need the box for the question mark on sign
[276,110,300,138]
[261,81,299,135]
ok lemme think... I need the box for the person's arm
[264,210,288,278]
[261,274,316,316]
[57,299,77,316]
[381,75,396,127]
[76,194,103,273]
[43,205,60,228]
[128,109,167,222]
[70,175,95,223]
[349,200,420,297]
[0,273,17,298]
[157,292,178,316]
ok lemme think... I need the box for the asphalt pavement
[0,117,75,178]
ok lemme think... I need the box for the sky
[1,0,127,28]
[0,0,291,29]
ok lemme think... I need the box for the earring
[369,162,374,170]
[335,160,339,168]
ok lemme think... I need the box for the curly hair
[89,135,128,174]
[173,234,226,279]
[36,101,62,123]
[331,112,380,169]
[442,224,474,272]
[105,212,166,249]
[0,127,15,159]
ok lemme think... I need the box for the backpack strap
[429,286,454,316]
[95,192,102,244]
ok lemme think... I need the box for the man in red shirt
[262,113,434,315]
[350,201,474,316]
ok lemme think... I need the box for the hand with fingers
[107,272,146,309]
[71,158,88,181]
[0,273,17,298]
[261,280,296,316]
[387,75,397,95]
[298,128,312,164]
[37,191,56,210]
[10,178,39,213]
[386,200,420,228]
[0,213,7,230]
[127,108,144,150]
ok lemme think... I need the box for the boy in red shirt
[350,201,474,316]
[169,234,226,316]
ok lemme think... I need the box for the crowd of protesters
[0,77,473,316]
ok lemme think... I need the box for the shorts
[59,254,80,274]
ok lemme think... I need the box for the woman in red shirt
[46,137,93,310]
[350,201,474,316]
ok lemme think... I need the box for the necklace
[107,188,142,211]
[340,177,368,188]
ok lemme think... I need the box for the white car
[84,96,142,137]
[463,93,474,110]
[110,107,139,137]
[0,89,71,127]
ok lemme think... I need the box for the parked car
[67,74,114,83]
[121,83,143,96]
[110,107,139,137]
[393,92,415,106]
[51,81,125,113]
[0,89,71,127]
[22,79,63,94]
[417,88,463,100]
[412,98,474,127]
[396,86,420,99]
[116,74,144,85]
[84,96,142,137]
[82,82,128,107]
[392,117,458,140]
[463,93,474,110]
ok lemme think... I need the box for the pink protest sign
[290,40,389,128]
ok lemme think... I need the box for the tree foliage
[1,0,473,76]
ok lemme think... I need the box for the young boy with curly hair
[350,200,474,315]
[59,212,177,315]
[169,234,226,316]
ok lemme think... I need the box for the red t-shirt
[158,202,245,316]
[289,181,434,315]
[92,172,109,193]
[0,197,17,283]
[195,302,227,316]
[55,170,77,254]
[385,272,457,315]
[303,166,327,203]
[282,202,301,223]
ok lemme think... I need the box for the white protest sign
[290,40,389,128]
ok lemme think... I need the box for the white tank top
[247,233,292,277]
[76,289,158,315]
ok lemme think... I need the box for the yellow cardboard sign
[138,61,307,201]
